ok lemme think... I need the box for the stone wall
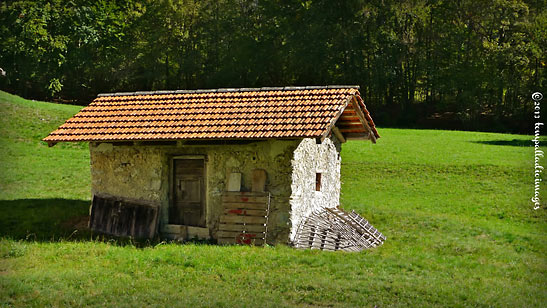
[90,143,165,203]
[89,139,299,243]
[289,136,341,242]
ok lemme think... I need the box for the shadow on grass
[0,199,213,247]
[472,139,532,147]
[0,199,91,241]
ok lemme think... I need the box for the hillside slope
[0,91,545,307]
[0,91,90,200]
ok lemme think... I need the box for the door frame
[169,155,207,227]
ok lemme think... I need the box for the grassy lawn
[0,90,545,307]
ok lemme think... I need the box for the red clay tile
[43,86,378,143]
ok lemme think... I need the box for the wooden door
[170,159,205,227]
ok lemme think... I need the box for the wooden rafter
[331,126,346,143]
[320,95,353,143]
[293,206,386,252]
[350,97,377,143]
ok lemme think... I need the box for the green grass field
[0,90,545,307]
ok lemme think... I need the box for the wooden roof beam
[319,95,353,143]
[350,97,376,144]
[332,126,346,143]
[344,132,372,140]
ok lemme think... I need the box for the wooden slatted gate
[294,206,386,252]
[90,195,159,239]
[218,192,270,246]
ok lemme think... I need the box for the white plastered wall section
[289,136,342,242]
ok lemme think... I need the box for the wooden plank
[186,226,210,239]
[338,128,367,133]
[351,97,376,143]
[311,241,337,251]
[222,202,269,210]
[219,191,270,246]
[90,195,158,239]
[347,211,386,243]
[219,215,267,224]
[175,159,204,166]
[175,160,204,168]
[172,158,205,227]
[338,120,364,128]
[344,132,370,140]
[162,224,183,234]
[223,208,267,216]
[293,206,383,252]
[332,126,346,143]
[218,223,268,233]
[296,230,340,244]
[217,231,265,239]
[222,191,269,196]
[221,194,269,203]
[175,168,204,175]
[251,169,267,192]
[338,115,360,121]
[320,97,350,143]
[295,235,340,247]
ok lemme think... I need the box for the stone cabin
[44,86,379,245]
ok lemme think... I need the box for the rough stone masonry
[89,135,341,244]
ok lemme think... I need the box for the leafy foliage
[0,0,545,132]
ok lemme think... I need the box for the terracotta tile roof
[43,86,379,144]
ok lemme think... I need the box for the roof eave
[42,136,311,146]
[320,94,379,144]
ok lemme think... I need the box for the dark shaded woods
[1,0,545,133]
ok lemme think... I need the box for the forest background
[1,0,545,133]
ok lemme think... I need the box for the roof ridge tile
[96,85,359,98]
[217,88,240,93]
